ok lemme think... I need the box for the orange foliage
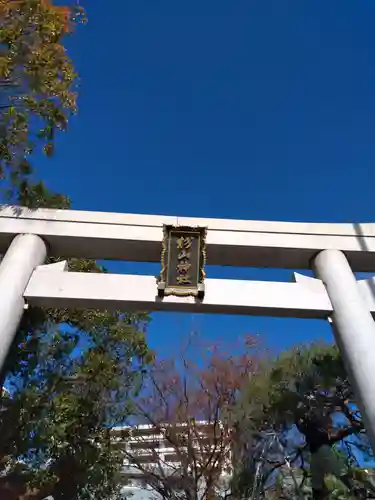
[0,0,71,33]
[42,0,71,32]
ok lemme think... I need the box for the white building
[111,422,232,499]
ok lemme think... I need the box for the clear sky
[37,0,375,357]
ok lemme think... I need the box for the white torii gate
[1,206,375,448]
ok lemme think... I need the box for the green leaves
[1,297,153,498]
[0,0,82,203]
[17,179,71,207]
[234,342,373,500]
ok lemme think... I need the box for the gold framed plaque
[157,225,207,298]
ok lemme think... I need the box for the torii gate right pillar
[314,249,375,450]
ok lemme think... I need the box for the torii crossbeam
[0,206,375,450]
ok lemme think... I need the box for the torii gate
[1,206,375,448]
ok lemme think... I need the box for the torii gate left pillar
[0,234,46,371]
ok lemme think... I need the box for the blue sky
[36,0,375,357]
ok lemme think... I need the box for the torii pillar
[314,249,375,448]
[0,234,47,372]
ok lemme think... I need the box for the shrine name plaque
[157,225,207,298]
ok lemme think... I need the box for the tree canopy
[0,296,152,500]
[0,0,85,202]
[119,335,259,500]
[233,342,374,500]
